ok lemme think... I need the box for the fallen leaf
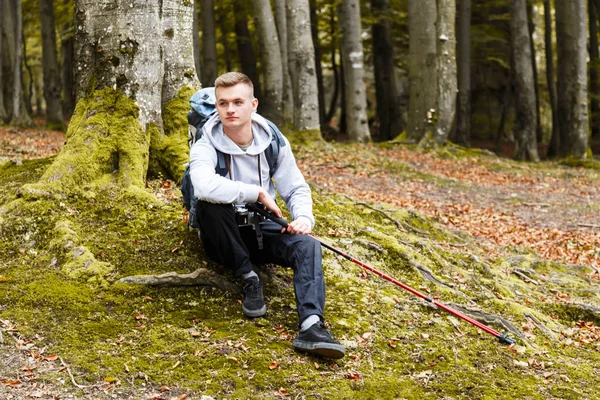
[104,377,119,383]
[0,277,9,282]
[269,361,279,370]
[362,332,372,340]
[388,340,397,348]
[346,371,361,380]
[513,360,529,368]
[159,385,170,392]
[42,354,59,362]
[134,313,146,320]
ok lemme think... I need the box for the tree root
[447,303,530,345]
[119,267,240,293]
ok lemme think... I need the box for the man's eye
[236,101,243,105]
[219,102,227,107]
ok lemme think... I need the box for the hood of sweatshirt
[202,112,273,155]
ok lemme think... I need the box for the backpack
[180,87,286,230]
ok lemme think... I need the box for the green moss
[148,86,196,181]
[285,128,323,146]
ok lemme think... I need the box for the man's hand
[282,219,311,235]
[257,188,282,218]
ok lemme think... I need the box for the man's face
[215,83,258,132]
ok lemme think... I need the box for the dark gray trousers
[197,201,325,323]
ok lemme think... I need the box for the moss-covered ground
[1,143,599,399]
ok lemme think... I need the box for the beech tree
[200,0,218,87]
[0,0,6,122]
[286,0,321,134]
[456,0,471,147]
[555,0,589,158]
[510,0,539,161]
[274,0,294,125]
[40,0,65,129]
[338,0,370,143]
[407,0,456,145]
[252,0,284,126]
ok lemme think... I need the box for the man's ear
[252,98,259,112]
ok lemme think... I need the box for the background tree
[200,0,218,87]
[407,0,456,145]
[310,0,326,129]
[456,0,471,147]
[371,0,402,142]
[510,0,539,161]
[39,0,65,130]
[286,0,321,134]
[60,0,75,119]
[338,0,371,142]
[544,0,560,158]
[10,0,33,126]
[252,0,284,126]
[589,0,600,140]
[555,0,589,158]
[0,0,7,122]
[234,2,262,100]
[192,0,202,81]
[274,0,294,125]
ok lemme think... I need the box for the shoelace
[243,279,260,296]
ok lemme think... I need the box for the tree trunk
[545,0,560,158]
[0,0,7,122]
[218,8,232,72]
[24,0,198,195]
[435,0,457,144]
[528,2,543,145]
[286,0,322,134]
[274,0,294,126]
[510,0,540,161]
[407,0,456,145]
[371,0,402,142]
[337,0,371,143]
[40,0,65,129]
[310,0,326,129]
[252,0,283,126]
[325,7,339,126]
[555,0,589,159]
[1,0,15,122]
[200,0,218,87]
[192,0,202,82]
[456,0,471,147]
[589,0,600,140]
[10,0,32,127]
[60,0,75,120]
[234,3,262,100]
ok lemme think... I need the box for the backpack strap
[264,120,286,177]
[215,150,229,177]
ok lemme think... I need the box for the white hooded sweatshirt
[189,112,315,229]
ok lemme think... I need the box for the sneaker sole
[242,304,266,318]
[292,339,346,359]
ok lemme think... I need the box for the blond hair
[214,72,254,98]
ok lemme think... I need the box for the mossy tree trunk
[40,0,65,130]
[23,0,200,196]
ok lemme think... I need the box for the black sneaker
[292,321,345,359]
[241,277,266,318]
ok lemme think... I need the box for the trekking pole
[247,203,516,345]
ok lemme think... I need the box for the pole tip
[498,333,516,345]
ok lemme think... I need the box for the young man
[189,72,345,359]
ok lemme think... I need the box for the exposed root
[119,267,240,293]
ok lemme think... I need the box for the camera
[233,204,265,227]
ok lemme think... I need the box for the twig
[60,357,90,389]
[350,198,406,232]
[522,202,550,207]
[578,223,600,229]
[512,269,539,285]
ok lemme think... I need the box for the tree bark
[510,0,540,161]
[1,0,15,122]
[60,0,75,120]
[274,0,294,126]
[252,0,283,126]
[555,0,589,159]
[40,0,65,129]
[200,0,218,87]
[589,0,600,139]
[545,0,560,158]
[407,0,456,145]
[234,3,262,100]
[456,0,471,147]
[325,7,339,125]
[337,0,371,143]
[435,0,457,144]
[286,0,321,133]
[217,6,232,72]
[10,0,32,127]
[371,0,402,142]
[119,268,240,293]
[310,0,326,129]
[0,0,7,122]
[192,0,202,82]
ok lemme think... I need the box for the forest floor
[1,124,600,399]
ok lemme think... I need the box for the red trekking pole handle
[247,203,516,346]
